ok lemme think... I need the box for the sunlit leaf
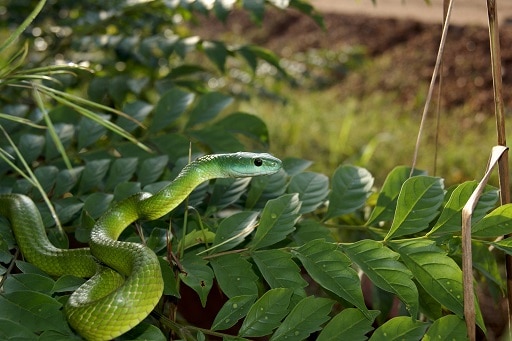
[385,176,444,240]
[429,181,498,236]
[472,204,512,237]
[366,166,426,226]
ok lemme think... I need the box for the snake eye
[253,158,263,167]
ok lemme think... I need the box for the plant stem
[486,0,512,333]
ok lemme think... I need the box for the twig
[410,0,454,175]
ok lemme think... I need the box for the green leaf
[189,126,245,153]
[78,115,108,149]
[34,166,59,195]
[79,159,111,193]
[53,167,83,197]
[342,239,418,316]
[491,237,512,256]
[317,308,379,341]
[54,197,84,225]
[292,239,370,319]
[423,314,468,340]
[385,176,444,240]
[158,257,180,298]
[209,254,259,298]
[203,40,228,72]
[113,182,142,202]
[472,204,512,237]
[136,155,168,187]
[207,178,252,214]
[325,165,374,220]
[287,172,329,214]
[2,273,55,295]
[429,181,499,236]
[270,296,333,341]
[245,170,287,209]
[122,321,167,341]
[238,288,293,337]
[45,123,74,160]
[52,275,86,293]
[369,316,429,341]
[0,291,67,333]
[179,254,214,307]
[366,166,426,226]
[250,194,301,250]
[186,92,233,128]
[105,157,138,191]
[242,0,265,23]
[83,192,114,219]
[212,295,257,331]
[213,112,270,148]
[211,211,259,253]
[251,249,308,296]
[0,318,37,340]
[389,239,485,331]
[117,100,153,133]
[151,88,194,132]
[282,157,313,176]
[292,219,335,245]
[19,134,45,165]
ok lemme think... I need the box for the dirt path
[311,0,512,26]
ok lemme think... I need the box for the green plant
[1,0,511,340]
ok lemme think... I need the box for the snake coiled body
[0,152,282,340]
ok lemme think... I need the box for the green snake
[0,152,282,340]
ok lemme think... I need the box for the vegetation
[0,1,511,340]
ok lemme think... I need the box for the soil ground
[196,3,512,113]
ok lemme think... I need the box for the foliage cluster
[0,1,510,340]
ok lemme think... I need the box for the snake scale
[0,152,282,340]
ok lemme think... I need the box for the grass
[237,62,502,187]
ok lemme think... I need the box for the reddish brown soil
[196,8,512,113]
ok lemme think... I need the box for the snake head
[211,152,282,178]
